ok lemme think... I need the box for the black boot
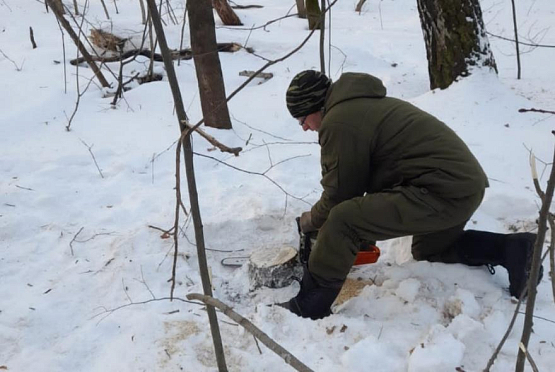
[455,230,543,297]
[278,266,342,320]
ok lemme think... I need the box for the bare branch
[69,226,84,256]
[487,31,555,48]
[519,342,540,372]
[79,139,105,178]
[187,293,315,372]
[193,152,311,204]
[516,136,555,372]
[0,49,24,71]
[519,107,555,115]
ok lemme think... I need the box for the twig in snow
[148,224,175,238]
[134,266,156,300]
[29,27,37,49]
[519,108,555,115]
[74,231,116,243]
[15,185,34,191]
[0,49,24,71]
[1,0,12,12]
[253,335,263,354]
[187,293,315,372]
[79,139,105,178]
[69,227,84,256]
[122,278,133,303]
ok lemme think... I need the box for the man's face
[298,111,323,132]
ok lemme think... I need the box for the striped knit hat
[286,70,331,118]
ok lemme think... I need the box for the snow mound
[408,325,465,372]
[444,288,482,320]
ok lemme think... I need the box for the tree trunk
[213,0,242,26]
[416,0,497,90]
[188,0,232,129]
[296,0,307,19]
[306,0,321,30]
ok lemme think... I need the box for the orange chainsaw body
[353,244,381,265]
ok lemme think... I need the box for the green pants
[308,185,485,286]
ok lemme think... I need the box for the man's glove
[300,211,317,233]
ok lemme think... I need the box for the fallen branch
[238,70,273,84]
[187,293,315,372]
[69,43,249,66]
[519,108,555,115]
[45,0,110,88]
[232,4,263,9]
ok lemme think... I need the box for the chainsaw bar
[221,256,249,267]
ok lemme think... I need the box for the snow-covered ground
[1,0,554,371]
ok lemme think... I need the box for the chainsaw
[220,218,381,268]
[296,217,380,266]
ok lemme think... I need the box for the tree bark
[306,0,321,30]
[296,0,307,19]
[416,0,497,89]
[213,0,242,26]
[188,0,232,129]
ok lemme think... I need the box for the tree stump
[248,246,302,289]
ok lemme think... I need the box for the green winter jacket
[310,73,489,228]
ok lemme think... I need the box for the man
[281,70,542,320]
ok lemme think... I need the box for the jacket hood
[324,73,387,113]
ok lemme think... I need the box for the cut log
[248,246,302,289]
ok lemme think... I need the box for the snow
[1,0,554,371]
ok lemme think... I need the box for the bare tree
[416,0,497,89]
[188,0,232,129]
[145,0,228,370]
[213,0,242,26]
[516,136,555,372]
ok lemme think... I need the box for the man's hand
[300,211,317,233]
